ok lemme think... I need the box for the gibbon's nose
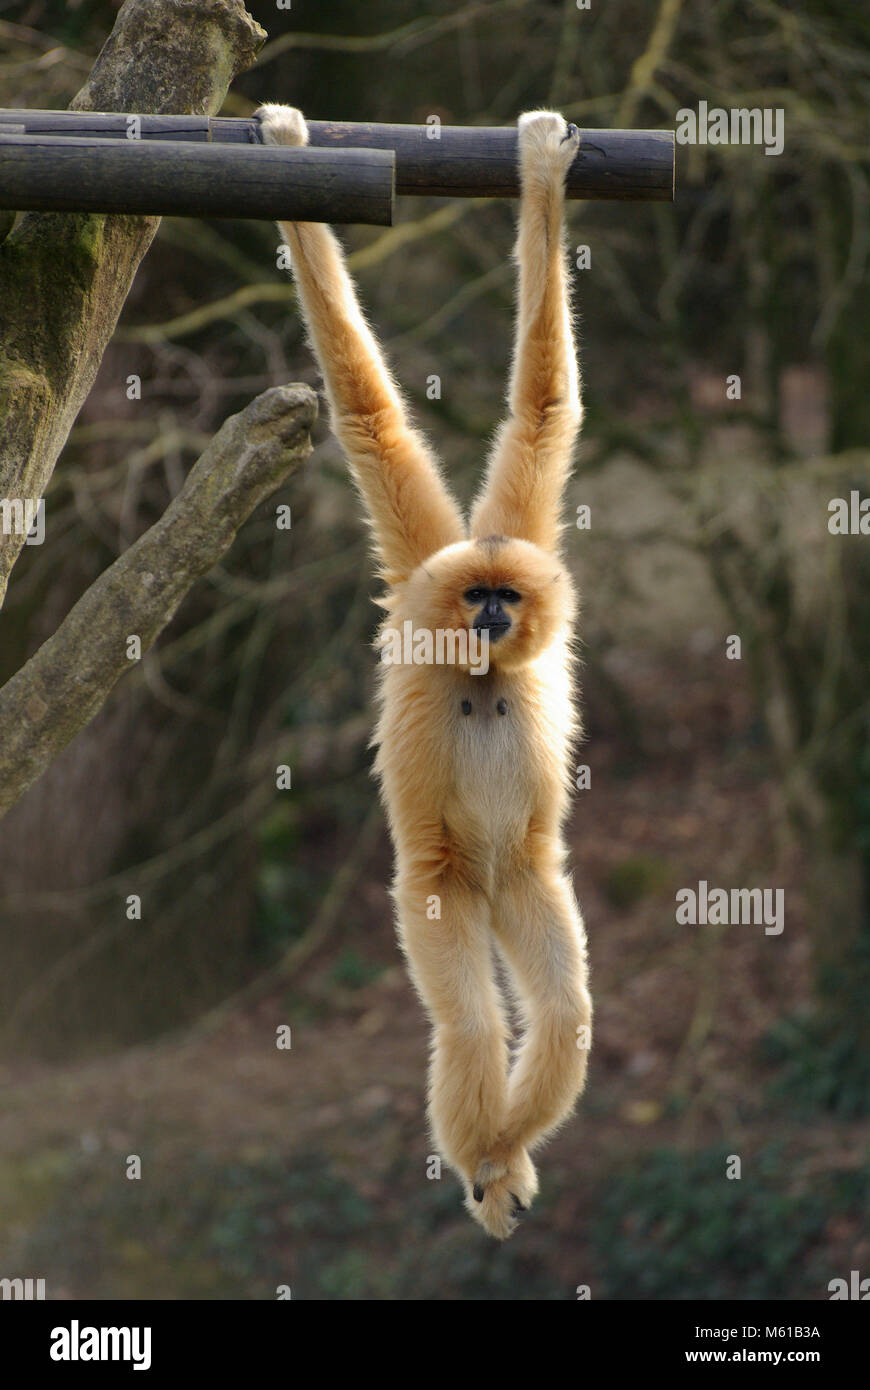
[473,602,511,639]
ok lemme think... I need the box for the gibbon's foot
[466,1147,539,1240]
[517,109,580,178]
[255,103,309,148]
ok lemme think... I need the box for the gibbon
[257,104,591,1240]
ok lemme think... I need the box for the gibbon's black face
[464,585,522,642]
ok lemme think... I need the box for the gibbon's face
[403,536,575,670]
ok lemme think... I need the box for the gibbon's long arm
[470,112,582,553]
[256,105,465,585]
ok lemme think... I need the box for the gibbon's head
[403,535,575,670]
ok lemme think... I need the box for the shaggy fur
[258,104,591,1239]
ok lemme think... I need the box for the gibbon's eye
[497,588,522,604]
[464,587,487,603]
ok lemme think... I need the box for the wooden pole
[0,109,675,204]
[0,133,396,225]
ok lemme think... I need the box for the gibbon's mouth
[476,620,511,641]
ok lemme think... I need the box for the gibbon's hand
[255,103,309,149]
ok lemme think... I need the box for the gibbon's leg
[394,868,537,1240]
[255,104,464,585]
[475,858,591,1204]
[470,111,582,553]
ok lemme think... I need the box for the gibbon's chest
[374,653,574,839]
[446,673,541,837]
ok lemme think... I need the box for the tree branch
[0,384,317,819]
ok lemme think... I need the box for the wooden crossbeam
[0,109,675,223]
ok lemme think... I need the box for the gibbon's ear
[470,110,582,554]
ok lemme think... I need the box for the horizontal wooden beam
[0,133,396,225]
[0,108,675,203]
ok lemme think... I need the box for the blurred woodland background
[1,0,869,1299]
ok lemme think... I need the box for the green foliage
[590,1146,845,1300]
[13,1149,377,1299]
[603,855,673,910]
[329,948,384,989]
[857,745,870,853]
[10,1134,869,1301]
[762,984,870,1120]
[257,805,302,860]
[253,806,321,955]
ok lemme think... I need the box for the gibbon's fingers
[256,104,465,584]
[470,110,582,552]
[393,873,511,1188]
[486,863,591,1159]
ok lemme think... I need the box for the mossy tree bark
[0,0,266,604]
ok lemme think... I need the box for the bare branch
[0,384,317,819]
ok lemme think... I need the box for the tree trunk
[0,0,266,605]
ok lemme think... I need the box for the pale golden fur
[258,104,591,1239]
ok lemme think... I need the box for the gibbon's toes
[465,1148,539,1239]
[561,121,580,147]
[465,1172,531,1241]
[255,103,309,148]
[473,1143,538,1195]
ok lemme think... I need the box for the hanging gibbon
[256,103,591,1240]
